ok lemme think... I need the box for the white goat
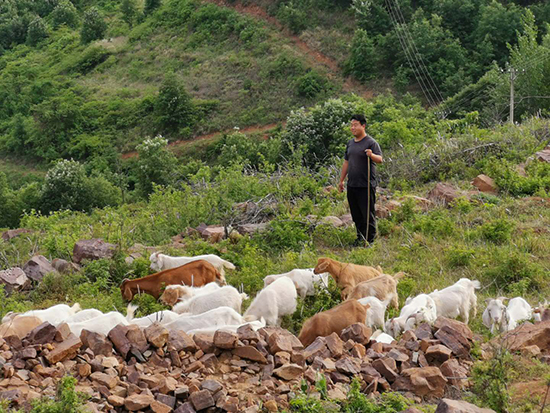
[358,296,391,330]
[385,294,437,338]
[3,303,81,327]
[65,309,104,324]
[244,276,297,326]
[149,253,235,279]
[172,285,248,315]
[161,282,222,306]
[429,278,481,324]
[164,307,243,333]
[371,330,395,344]
[68,311,129,336]
[126,305,180,328]
[263,269,330,298]
[483,297,533,334]
[187,318,266,335]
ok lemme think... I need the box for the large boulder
[22,255,57,282]
[471,174,497,194]
[427,183,459,206]
[1,229,33,242]
[73,239,116,264]
[435,399,496,413]
[496,320,550,353]
[237,223,269,236]
[0,267,31,293]
[393,366,448,398]
[535,146,550,163]
[200,226,225,243]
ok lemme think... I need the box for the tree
[155,73,196,136]
[51,1,79,28]
[120,0,138,27]
[26,16,48,46]
[144,0,161,16]
[344,29,377,82]
[135,135,177,196]
[80,7,106,43]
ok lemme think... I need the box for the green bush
[446,246,475,268]
[80,7,106,43]
[30,375,88,412]
[26,16,48,46]
[51,1,79,28]
[479,218,514,244]
[470,348,513,412]
[155,73,196,136]
[277,1,308,34]
[135,136,178,196]
[344,29,377,82]
[260,216,311,253]
[296,71,328,98]
[71,45,111,74]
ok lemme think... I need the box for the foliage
[478,218,514,244]
[30,375,88,412]
[144,0,161,16]
[27,17,48,46]
[51,1,79,28]
[470,347,513,413]
[120,0,139,27]
[80,7,106,43]
[135,135,177,196]
[155,73,196,136]
[343,29,377,81]
[284,98,356,168]
[40,159,121,213]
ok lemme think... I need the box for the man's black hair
[350,114,367,126]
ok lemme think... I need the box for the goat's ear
[497,296,509,303]
[484,298,493,304]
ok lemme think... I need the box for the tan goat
[120,260,223,301]
[346,272,406,308]
[313,257,383,300]
[298,300,370,347]
[0,316,43,338]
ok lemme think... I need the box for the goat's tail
[71,303,82,313]
[126,304,138,321]
[222,260,236,270]
[240,292,249,301]
[392,271,407,281]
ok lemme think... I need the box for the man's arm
[365,149,383,164]
[339,160,348,192]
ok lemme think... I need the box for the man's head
[350,114,366,138]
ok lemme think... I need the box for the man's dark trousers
[347,186,376,243]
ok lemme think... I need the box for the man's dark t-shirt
[344,135,382,188]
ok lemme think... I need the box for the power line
[384,0,439,108]
[390,0,445,105]
[384,0,441,109]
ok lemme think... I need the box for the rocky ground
[1,310,549,412]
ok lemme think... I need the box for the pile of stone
[0,316,480,412]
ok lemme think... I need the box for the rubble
[0,311,486,411]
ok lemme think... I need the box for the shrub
[30,375,88,412]
[446,246,475,268]
[144,0,162,16]
[26,17,48,46]
[344,29,377,81]
[277,1,308,34]
[470,347,513,412]
[135,135,178,196]
[155,73,196,136]
[51,1,79,28]
[296,71,328,98]
[81,7,107,43]
[121,0,139,26]
[72,45,111,74]
[479,218,514,244]
[260,216,311,253]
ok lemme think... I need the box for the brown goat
[0,316,43,338]
[346,272,406,308]
[314,257,383,300]
[298,300,370,347]
[120,260,223,301]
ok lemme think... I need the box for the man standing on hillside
[339,115,383,247]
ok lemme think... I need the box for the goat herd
[1,253,548,347]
